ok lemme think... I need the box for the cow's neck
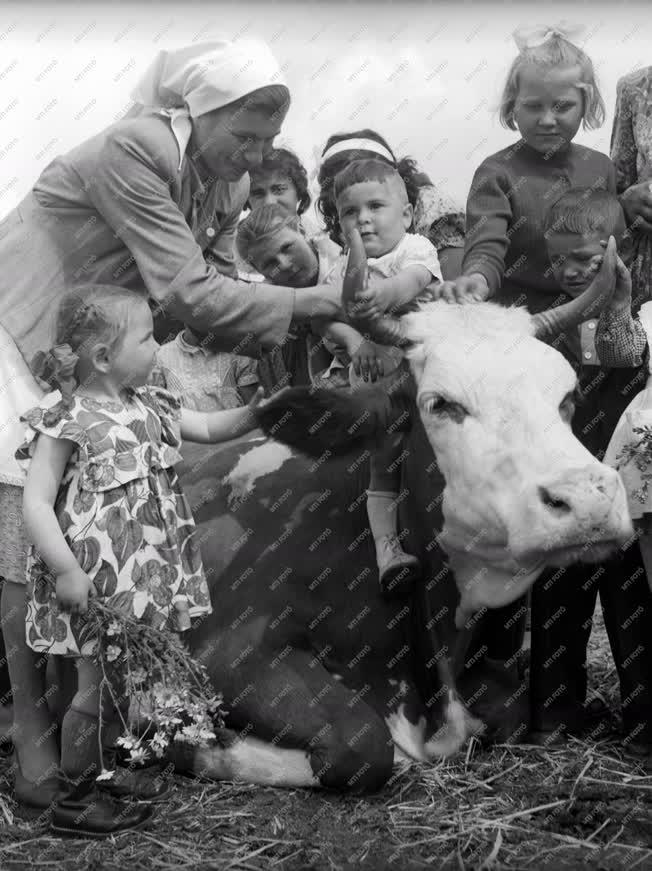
[438,534,544,630]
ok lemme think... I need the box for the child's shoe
[376,534,420,597]
[51,782,152,838]
[96,765,171,803]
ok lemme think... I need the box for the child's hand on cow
[56,566,95,614]
[351,339,386,382]
[350,283,394,320]
[435,273,490,304]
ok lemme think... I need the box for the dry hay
[0,609,651,871]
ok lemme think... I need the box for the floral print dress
[611,66,652,308]
[16,386,212,655]
[604,302,652,518]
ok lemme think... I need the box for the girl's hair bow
[31,343,79,407]
[513,21,587,52]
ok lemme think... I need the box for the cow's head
[257,233,632,626]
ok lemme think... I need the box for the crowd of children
[0,24,652,838]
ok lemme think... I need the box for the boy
[529,188,652,761]
[155,327,260,411]
[236,204,345,392]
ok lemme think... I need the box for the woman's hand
[56,567,94,614]
[351,340,386,382]
[434,273,490,304]
[621,181,652,235]
[293,285,343,322]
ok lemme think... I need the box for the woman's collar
[159,107,193,172]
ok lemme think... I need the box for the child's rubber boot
[376,534,420,598]
[51,776,153,839]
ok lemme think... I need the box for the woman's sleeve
[461,163,512,295]
[610,77,638,195]
[85,130,294,357]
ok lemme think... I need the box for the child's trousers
[529,365,652,744]
[529,541,652,743]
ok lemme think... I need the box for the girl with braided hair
[14,285,263,836]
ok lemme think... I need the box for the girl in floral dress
[17,284,262,838]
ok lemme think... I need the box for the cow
[171,232,632,793]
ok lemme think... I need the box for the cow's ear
[254,385,414,458]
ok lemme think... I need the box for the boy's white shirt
[322,232,442,288]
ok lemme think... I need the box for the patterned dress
[604,302,652,519]
[16,386,212,655]
[611,67,652,309]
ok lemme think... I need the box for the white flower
[116,734,136,750]
[96,768,116,782]
[106,644,122,662]
[150,731,169,751]
[129,667,147,685]
[106,621,121,637]
[128,745,149,765]
[174,723,216,746]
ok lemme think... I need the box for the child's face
[249,170,300,215]
[336,178,412,257]
[250,227,319,288]
[546,230,606,295]
[110,302,159,388]
[513,66,585,154]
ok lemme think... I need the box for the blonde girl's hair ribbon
[30,343,79,408]
[321,138,395,166]
[512,21,587,52]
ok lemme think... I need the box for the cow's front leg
[191,644,394,792]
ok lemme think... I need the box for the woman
[0,38,340,808]
[611,65,652,309]
[315,128,466,279]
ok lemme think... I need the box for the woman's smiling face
[191,104,287,181]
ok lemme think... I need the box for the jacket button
[206,227,216,238]
[584,351,593,360]
[587,321,596,330]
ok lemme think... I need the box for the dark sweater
[462,139,617,314]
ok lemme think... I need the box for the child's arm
[180,388,265,443]
[353,266,433,319]
[312,320,389,383]
[436,162,511,303]
[23,435,94,613]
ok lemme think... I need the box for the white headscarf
[129,40,287,169]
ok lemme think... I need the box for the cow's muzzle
[509,463,633,564]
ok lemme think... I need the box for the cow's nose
[537,485,572,515]
[537,466,620,516]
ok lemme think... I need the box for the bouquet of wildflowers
[79,598,227,775]
[615,424,652,505]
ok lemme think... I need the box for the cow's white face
[403,302,632,624]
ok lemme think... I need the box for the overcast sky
[0,0,650,223]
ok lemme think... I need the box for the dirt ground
[1,609,651,871]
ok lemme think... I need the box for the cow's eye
[422,395,467,422]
